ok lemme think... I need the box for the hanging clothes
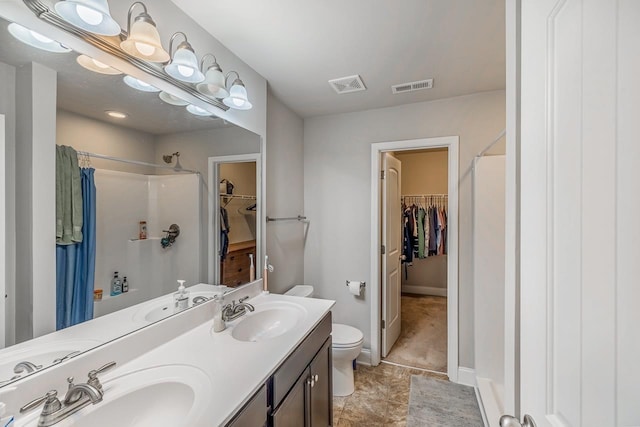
[417,208,426,259]
[220,207,230,261]
[402,207,414,264]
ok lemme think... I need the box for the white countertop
[91,292,334,426]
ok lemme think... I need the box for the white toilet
[284,285,364,396]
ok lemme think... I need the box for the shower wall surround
[92,170,201,317]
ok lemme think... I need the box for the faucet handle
[87,361,116,390]
[20,390,62,415]
[239,296,250,303]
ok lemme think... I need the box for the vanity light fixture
[105,110,128,119]
[7,23,71,53]
[120,2,169,63]
[77,54,122,75]
[164,32,204,83]
[159,91,189,106]
[123,75,160,92]
[186,104,212,116]
[222,71,252,110]
[54,0,121,36]
[196,54,229,99]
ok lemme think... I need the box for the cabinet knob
[314,374,319,382]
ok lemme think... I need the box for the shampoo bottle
[122,277,129,293]
[173,280,189,311]
[110,272,122,296]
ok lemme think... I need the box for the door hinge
[381,320,386,329]
[381,244,386,255]
[381,170,385,180]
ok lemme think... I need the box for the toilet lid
[332,323,364,347]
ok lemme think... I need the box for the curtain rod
[76,150,199,174]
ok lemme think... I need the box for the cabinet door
[272,370,308,427]
[309,338,332,427]
[227,384,267,427]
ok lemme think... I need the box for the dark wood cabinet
[221,240,256,287]
[271,313,332,427]
[227,384,268,427]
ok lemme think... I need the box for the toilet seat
[332,323,364,348]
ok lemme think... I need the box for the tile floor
[333,362,448,426]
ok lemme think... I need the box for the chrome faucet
[20,361,115,426]
[221,297,255,321]
[13,360,42,374]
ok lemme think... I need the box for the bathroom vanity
[1,282,335,426]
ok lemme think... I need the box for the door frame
[208,153,262,285]
[370,136,459,382]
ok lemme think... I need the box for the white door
[505,1,640,426]
[381,153,401,357]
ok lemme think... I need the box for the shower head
[163,152,183,170]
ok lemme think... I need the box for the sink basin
[18,365,212,427]
[231,302,306,342]
[133,290,222,323]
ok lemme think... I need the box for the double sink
[15,294,308,426]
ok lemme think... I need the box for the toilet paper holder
[345,280,366,290]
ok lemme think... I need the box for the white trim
[356,348,372,366]
[208,153,263,284]
[401,285,447,297]
[475,383,491,427]
[476,377,504,427]
[370,136,459,383]
[457,366,477,387]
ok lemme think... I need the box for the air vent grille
[328,74,367,94]
[392,79,434,94]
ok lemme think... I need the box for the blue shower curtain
[56,168,96,330]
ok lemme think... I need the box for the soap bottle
[212,295,225,333]
[110,272,122,296]
[122,277,129,293]
[0,402,14,426]
[173,280,189,311]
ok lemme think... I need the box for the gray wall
[265,90,305,295]
[0,61,16,347]
[303,90,506,368]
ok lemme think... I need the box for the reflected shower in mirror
[0,12,261,388]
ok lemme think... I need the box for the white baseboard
[401,285,447,297]
[356,348,372,366]
[457,366,477,387]
[476,377,504,427]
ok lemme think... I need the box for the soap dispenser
[173,280,189,311]
[211,295,225,333]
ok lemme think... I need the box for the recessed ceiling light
[105,110,128,119]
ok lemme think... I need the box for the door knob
[500,414,537,427]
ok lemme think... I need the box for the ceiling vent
[392,78,433,94]
[328,74,366,94]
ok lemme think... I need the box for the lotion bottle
[212,295,225,332]
[173,280,189,311]
[110,272,122,296]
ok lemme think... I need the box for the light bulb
[91,58,109,69]
[177,65,195,78]
[76,4,104,25]
[233,98,244,107]
[30,30,53,44]
[134,42,155,57]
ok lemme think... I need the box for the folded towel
[56,145,83,245]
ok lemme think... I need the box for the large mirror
[0,6,262,388]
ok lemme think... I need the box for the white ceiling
[171,0,506,118]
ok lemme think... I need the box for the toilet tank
[284,285,314,298]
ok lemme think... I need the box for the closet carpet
[384,294,447,372]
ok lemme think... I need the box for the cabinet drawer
[227,384,267,427]
[271,313,331,410]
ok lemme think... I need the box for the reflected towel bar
[266,215,307,222]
